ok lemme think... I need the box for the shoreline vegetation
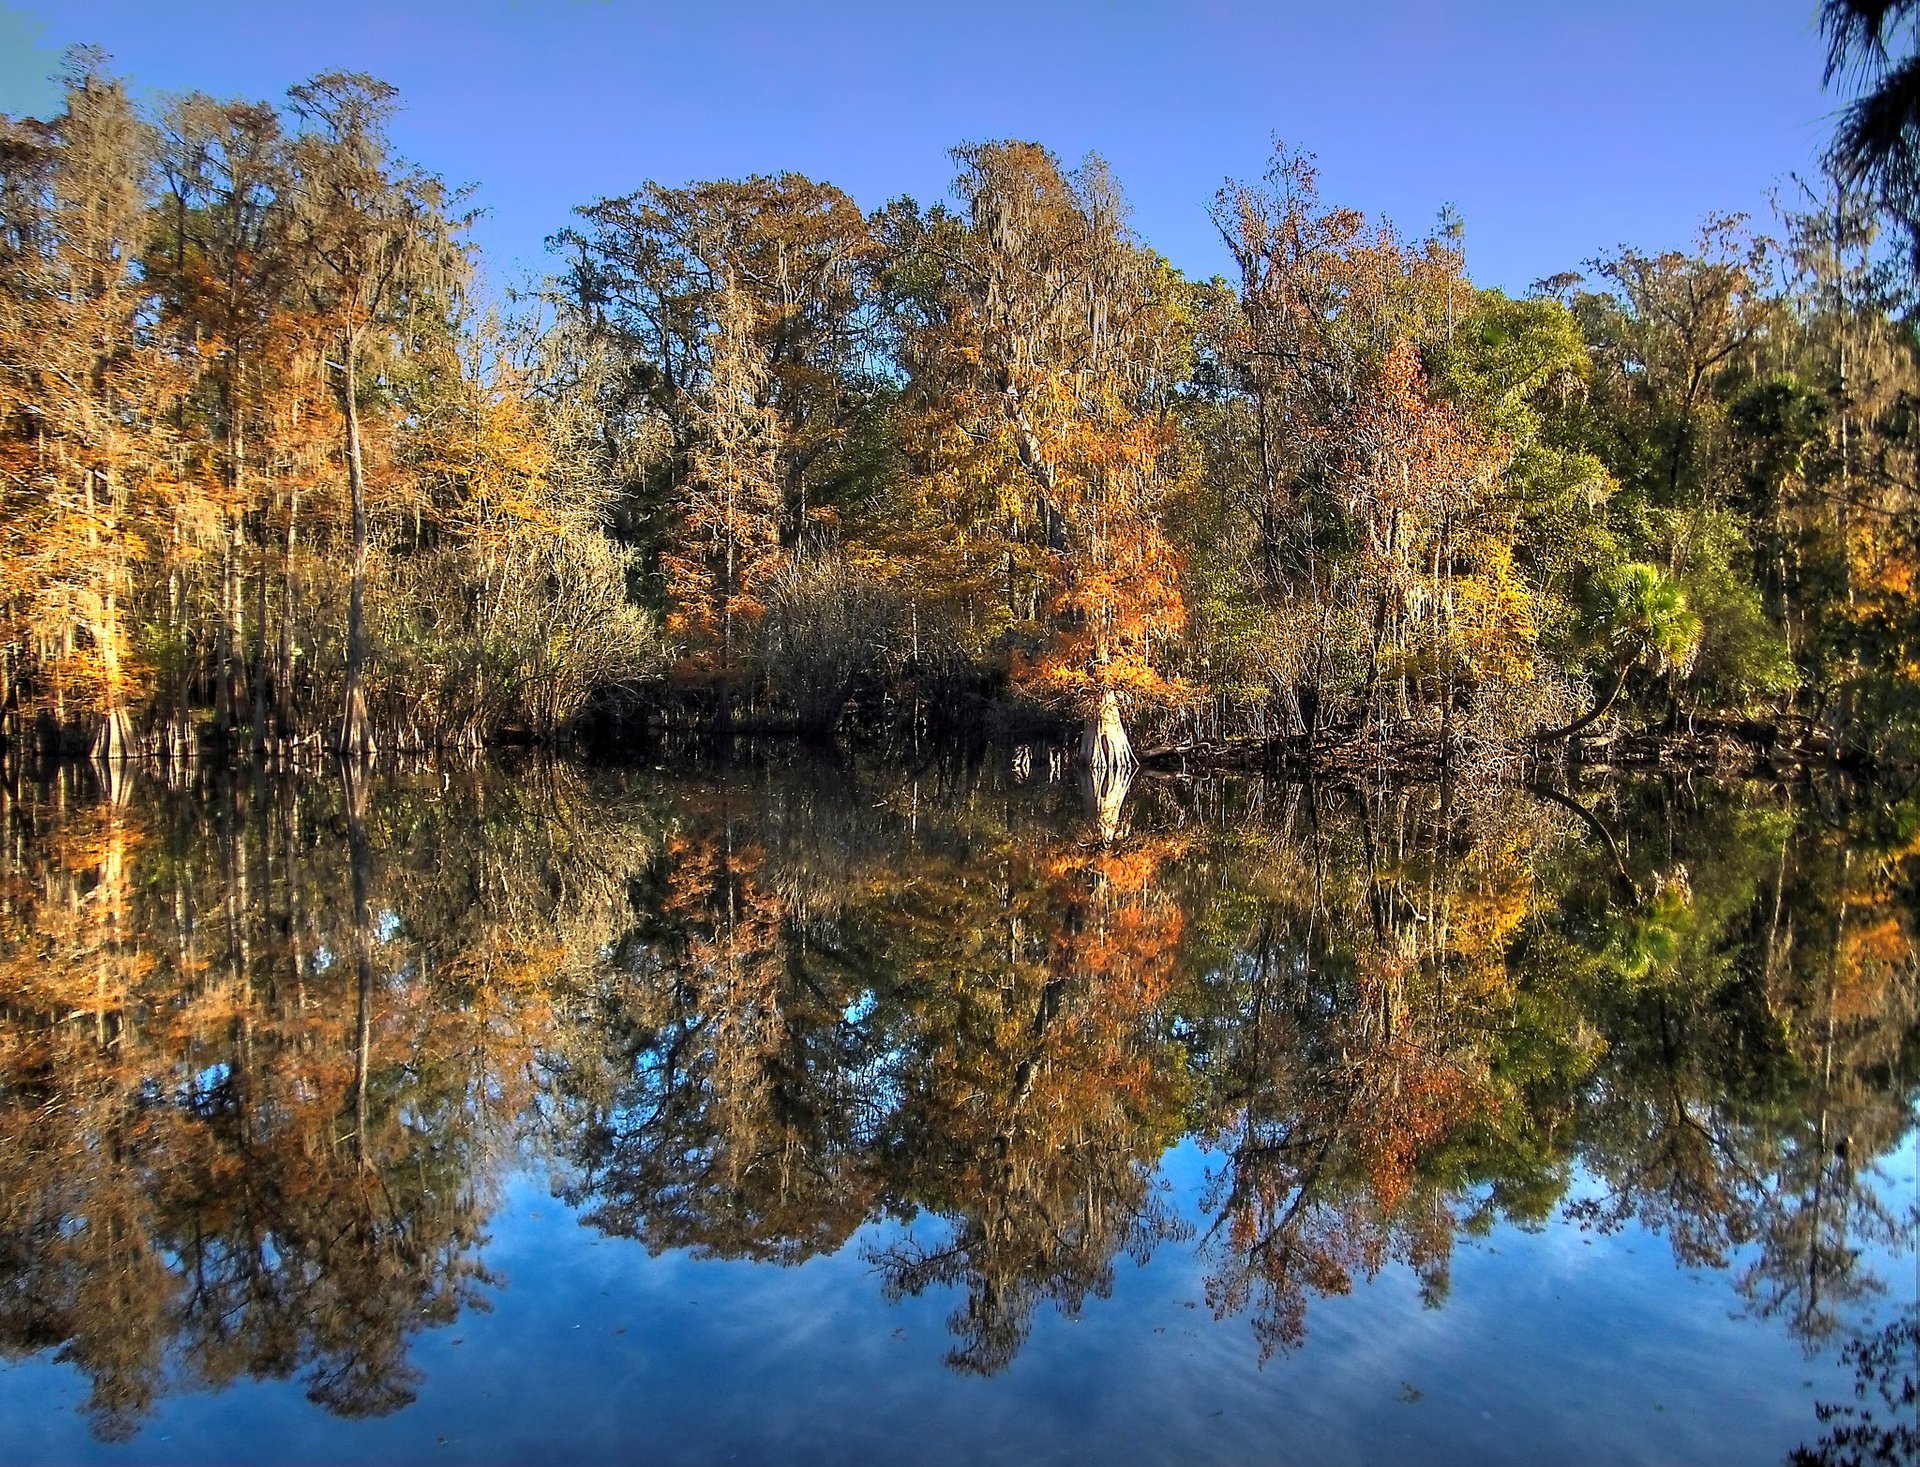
[4,44,1920,787]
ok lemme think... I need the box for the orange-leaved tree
[1339,336,1514,731]
[0,57,183,761]
[900,142,1193,774]
[662,280,783,718]
[285,72,466,762]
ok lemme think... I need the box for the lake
[1,756,1914,1464]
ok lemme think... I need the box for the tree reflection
[545,777,888,1263]
[0,762,662,1437]
[1552,786,1919,1349]
[1788,1305,1920,1467]
[0,757,1915,1436]
[1184,782,1553,1356]
[869,820,1196,1374]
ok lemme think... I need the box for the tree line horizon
[4,36,1918,775]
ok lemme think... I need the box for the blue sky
[2,1,1838,296]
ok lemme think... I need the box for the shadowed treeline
[0,759,1915,1438]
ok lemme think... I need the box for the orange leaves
[1344,338,1503,553]
[663,282,785,680]
[1044,833,1190,999]
[1326,336,1544,705]
[898,145,1194,721]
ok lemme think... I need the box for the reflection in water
[0,759,1915,1449]
[0,764,647,1438]
[1789,1305,1920,1465]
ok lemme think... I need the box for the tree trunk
[278,484,300,740]
[85,466,132,764]
[1536,656,1633,744]
[216,529,235,739]
[337,340,376,763]
[92,593,134,765]
[1075,687,1128,779]
[251,505,270,755]
[217,395,245,742]
[1079,755,1136,845]
[344,762,375,1170]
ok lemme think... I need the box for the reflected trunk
[344,762,375,1170]
[1079,758,1136,845]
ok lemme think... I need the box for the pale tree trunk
[92,590,134,765]
[279,483,300,740]
[89,469,133,765]
[1079,686,1137,841]
[344,761,375,1171]
[165,548,192,757]
[216,387,243,741]
[251,507,270,755]
[719,504,736,733]
[49,629,70,756]
[337,339,376,763]
[1079,754,1136,845]
[1079,685,1135,773]
[216,530,235,738]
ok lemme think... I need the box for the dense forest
[5,13,1920,1455]
[4,18,1920,776]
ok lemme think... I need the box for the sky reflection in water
[0,759,1914,1464]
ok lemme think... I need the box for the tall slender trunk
[217,391,246,742]
[1257,389,1283,588]
[719,495,736,733]
[337,338,375,762]
[251,490,270,755]
[216,537,235,737]
[279,483,301,739]
[88,469,132,764]
[1833,190,1857,739]
[167,537,191,753]
[93,587,133,764]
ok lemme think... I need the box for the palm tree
[1822,1,1920,264]
[1537,563,1702,742]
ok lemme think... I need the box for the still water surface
[0,759,1914,1464]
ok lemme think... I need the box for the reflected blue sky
[6,1137,1911,1465]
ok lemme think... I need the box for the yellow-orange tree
[898,143,1192,772]
[0,59,183,761]
[663,281,783,715]
[1340,337,1519,733]
[285,72,466,762]
[149,93,296,747]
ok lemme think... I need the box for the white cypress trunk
[1078,687,1135,775]
[1078,688,1137,842]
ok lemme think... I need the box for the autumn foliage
[1,63,1916,769]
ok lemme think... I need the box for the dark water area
[0,757,1915,1465]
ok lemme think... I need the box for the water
[0,758,1914,1464]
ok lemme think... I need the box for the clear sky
[1,0,1839,297]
